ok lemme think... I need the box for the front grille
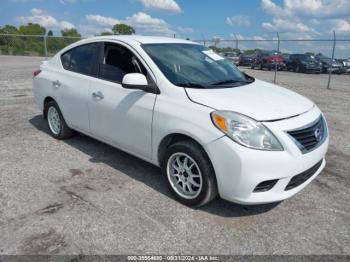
[285,159,323,190]
[253,179,279,192]
[287,116,327,153]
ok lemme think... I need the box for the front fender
[151,94,223,166]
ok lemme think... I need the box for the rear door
[57,42,101,133]
[88,41,157,160]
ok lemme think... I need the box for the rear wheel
[45,101,74,139]
[161,140,218,207]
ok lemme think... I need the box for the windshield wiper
[209,79,251,86]
[176,82,207,89]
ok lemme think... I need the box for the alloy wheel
[166,152,203,199]
[47,106,61,135]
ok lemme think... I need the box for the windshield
[261,50,281,56]
[301,55,317,61]
[142,43,252,88]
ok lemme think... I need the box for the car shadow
[29,115,280,218]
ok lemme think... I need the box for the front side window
[142,43,252,89]
[61,43,100,76]
[99,43,147,83]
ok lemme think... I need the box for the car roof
[55,34,201,59]
[82,35,199,45]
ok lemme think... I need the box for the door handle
[92,91,104,99]
[52,80,60,87]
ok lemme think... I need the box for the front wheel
[45,101,74,139]
[161,140,218,207]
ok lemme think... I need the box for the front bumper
[304,65,322,73]
[204,106,328,205]
[326,67,343,73]
[266,62,286,70]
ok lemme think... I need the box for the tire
[45,100,74,139]
[259,63,263,70]
[296,65,300,73]
[161,140,218,207]
[251,64,255,69]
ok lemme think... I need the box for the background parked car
[221,52,240,65]
[281,54,290,65]
[338,58,350,74]
[286,54,322,73]
[238,54,253,66]
[251,50,286,70]
[315,55,343,74]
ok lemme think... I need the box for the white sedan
[33,35,329,206]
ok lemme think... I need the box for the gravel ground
[0,55,349,255]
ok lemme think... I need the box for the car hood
[265,55,284,62]
[186,79,314,121]
[343,61,350,66]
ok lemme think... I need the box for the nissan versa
[33,36,329,206]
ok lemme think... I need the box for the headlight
[211,111,283,151]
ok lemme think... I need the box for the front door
[88,42,157,160]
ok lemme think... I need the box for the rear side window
[61,43,100,76]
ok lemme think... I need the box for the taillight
[33,69,41,77]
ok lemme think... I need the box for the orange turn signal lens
[212,113,228,132]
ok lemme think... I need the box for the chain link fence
[194,33,350,89]
[1,33,349,89]
[0,34,81,57]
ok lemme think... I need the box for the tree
[0,25,19,54]
[61,28,81,37]
[0,25,18,34]
[112,24,135,35]
[243,49,259,55]
[48,30,53,36]
[101,31,113,36]
[19,23,46,35]
[208,46,241,54]
[305,52,315,56]
[208,45,220,53]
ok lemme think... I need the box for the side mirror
[122,73,149,91]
